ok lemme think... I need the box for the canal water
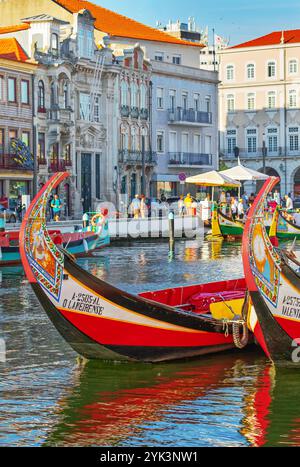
[1,239,300,447]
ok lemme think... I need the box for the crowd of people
[218,189,295,222]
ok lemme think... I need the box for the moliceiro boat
[20,172,250,363]
[242,176,300,365]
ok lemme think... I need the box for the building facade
[151,61,219,197]
[0,38,36,209]
[219,30,300,196]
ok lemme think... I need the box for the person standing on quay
[178,195,185,216]
[140,195,148,219]
[51,194,62,222]
[131,194,141,219]
[184,193,193,216]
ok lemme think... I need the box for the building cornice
[0,58,37,73]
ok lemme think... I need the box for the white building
[219,29,300,196]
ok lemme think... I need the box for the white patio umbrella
[220,161,269,198]
[186,170,241,200]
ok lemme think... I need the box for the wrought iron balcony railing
[0,154,33,171]
[118,150,157,165]
[48,158,72,172]
[168,152,212,166]
[168,107,212,125]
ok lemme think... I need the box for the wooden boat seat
[188,290,245,314]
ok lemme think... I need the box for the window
[121,81,128,106]
[227,94,235,112]
[182,92,188,111]
[63,82,68,109]
[155,52,164,62]
[38,80,45,111]
[169,90,176,111]
[172,55,181,65]
[289,59,298,74]
[94,96,100,122]
[0,76,3,101]
[0,129,4,154]
[21,80,29,104]
[193,134,201,153]
[78,30,85,57]
[267,61,276,78]
[130,82,138,108]
[157,131,164,152]
[21,131,30,148]
[51,33,59,56]
[246,128,257,153]
[193,93,200,111]
[205,96,211,113]
[289,127,299,151]
[157,87,164,109]
[9,129,17,153]
[50,82,56,106]
[226,65,234,81]
[38,132,45,161]
[247,93,255,111]
[267,128,278,153]
[226,129,237,154]
[79,93,90,120]
[267,91,276,109]
[140,85,147,109]
[86,30,94,58]
[8,77,16,102]
[289,89,297,108]
[247,63,255,79]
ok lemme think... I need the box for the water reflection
[1,240,300,446]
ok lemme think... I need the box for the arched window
[140,84,147,109]
[289,59,298,74]
[226,65,234,81]
[63,81,68,108]
[51,33,59,56]
[38,80,45,111]
[289,89,297,108]
[247,63,255,79]
[130,82,138,108]
[227,94,235,112]
[50,82,56,106]
[121,81,128,106]
[267,61,276,78]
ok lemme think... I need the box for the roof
[0,38,29,62]
[231,29,300,49]
[22,14,69,24]
[53,0,204,47]
[0,23,30,35]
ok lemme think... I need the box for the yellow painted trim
[66,272,206,334]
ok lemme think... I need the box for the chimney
[280,30,285,44]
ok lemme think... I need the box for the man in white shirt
[285,194,294,211]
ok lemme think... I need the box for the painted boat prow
[242,176,300,364]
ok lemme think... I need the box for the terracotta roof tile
[0,38,29,62]
[231,30,300,49]
[54,0,203,47]
[0,23,30,35]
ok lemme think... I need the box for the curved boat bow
[20,173,249,363]
[242,176,300,364]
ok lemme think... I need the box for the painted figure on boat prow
[242,176,300,365]
[19,173,251,363]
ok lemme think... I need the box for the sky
[95,0,300,46]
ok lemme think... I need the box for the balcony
[168,107,212,126]
[38,157,47,167]
[48,158,72,173]
[168,152,212,167]
[140,108,149,120]
[220,146,300,162]
[130,106,139,119]
[118,150,157,165]
[121,105,130,117]
[0,154,33,171]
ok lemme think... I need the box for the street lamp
[262,133,267,174]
